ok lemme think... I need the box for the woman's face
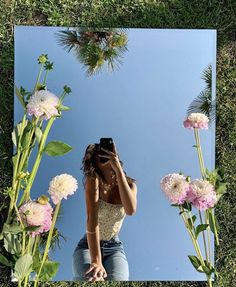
[94,147,110,172]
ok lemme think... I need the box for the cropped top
[98,198,126,241]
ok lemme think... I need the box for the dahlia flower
[18,200,53,236]
[48,173,78,205]
[187,179,217,210]
[160,173,190,204]
[26,90,59,120]
[183,113,209,130]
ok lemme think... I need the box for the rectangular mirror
[14,26,216,281]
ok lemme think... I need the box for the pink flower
[26,90,59,120]
[160,173,190,205]
[48,173,78,205]
[18,200,53,237]
[183,113,209,130]
[186,179,217,210]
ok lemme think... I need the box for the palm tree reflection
[187,65,216,126]
[55,28,128,76]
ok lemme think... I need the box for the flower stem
[33,64,44,94]
[199,209,209,262]
[193,128,206,179]
[6,114,27,224]
[34,202,61,287]
[179,206,205,266]
[18,116,56,207]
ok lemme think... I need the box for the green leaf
[188,255,202,272]
[182,201,192,211]
[4,233,22,255]
[57,104,71,111]
[24,225,41,232]
[171,204,179,207]
[179,210,185,215]
[15,85,26,109]
[208,209,219,234]
[21,121,33,150]
[195,224,209,238]
[13,254,33,280]
[38,260,60,281]
[43,141,72,156]
[12,154,18,168]
[0,253,13,267]
[35,126,43,143]
[2,223,22,234]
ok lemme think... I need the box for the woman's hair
[80,143,136,189]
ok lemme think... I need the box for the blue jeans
[72,233,129,281]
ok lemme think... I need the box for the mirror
[14,26,216,281]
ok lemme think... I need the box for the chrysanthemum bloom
[183,113,209,130]
[48,173,78,205]
[186,179,217,210]
[26,90,60,120]
[160,173,190,204]
[18,200,53,236]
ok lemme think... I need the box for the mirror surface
[14,26,216,281]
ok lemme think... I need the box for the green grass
[0,0,235,286]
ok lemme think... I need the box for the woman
[72,140,137,281]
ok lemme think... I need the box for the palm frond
[201,64,212,90]
[187,89,215,127]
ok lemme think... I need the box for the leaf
[0,253,13,267]
[15,85,26,109]
[12,154,18,168]
[188,255,202,272]
[2,223,22,234]
[57,104,71,111]
[21,121,33,150]
[195,224,209,238]
[208,209,219,234]
[179,210,185,215]
[182,201,192,211]
[24,225,41,232]
[187,215,197,229]
[4,233,22,255]
[171,204,179,207]
[38,260,60,281]
[13,254,33,280]
[35,126,43,143]
[43,141,72,156]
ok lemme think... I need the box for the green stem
[199,210,209,262]
[205,210,211,261]
[180,206,205,266]
[43,70,49,85]
[18,116,56,207]
[6,114,27,224]
[193,128,206,179]
[33,64,44,94]
[34,202,61,287]
[14,117,40,206]
[23,236,32,287]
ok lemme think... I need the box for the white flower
[183,113,209,129]
[48,173,78,204]
[26,90,59,120]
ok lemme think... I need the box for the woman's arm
[116,169,138,215]
[84,176,107,280]
[85,175,101,262]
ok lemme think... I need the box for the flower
[183,113,209,130]
[186,179,217,210]
[160,173,190,204]
[26,90,60,120]
[18,200,53,236]
[48,173,78,205]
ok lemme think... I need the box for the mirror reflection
[14,26,216,281]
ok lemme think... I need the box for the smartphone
[99,138,114,164]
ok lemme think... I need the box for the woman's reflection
[72,139,137,281]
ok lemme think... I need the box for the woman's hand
[84,262,107,281]
[98,142,123,174]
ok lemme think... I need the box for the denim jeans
[72,233,129,281]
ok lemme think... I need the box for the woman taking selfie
[72,138,137,281]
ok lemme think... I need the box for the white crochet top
[98,198,126,241]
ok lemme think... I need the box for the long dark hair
[80,143,136,189]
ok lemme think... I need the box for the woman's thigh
[103,249,129,280]
[72,247,91,281]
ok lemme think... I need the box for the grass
[0,0,235,286]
